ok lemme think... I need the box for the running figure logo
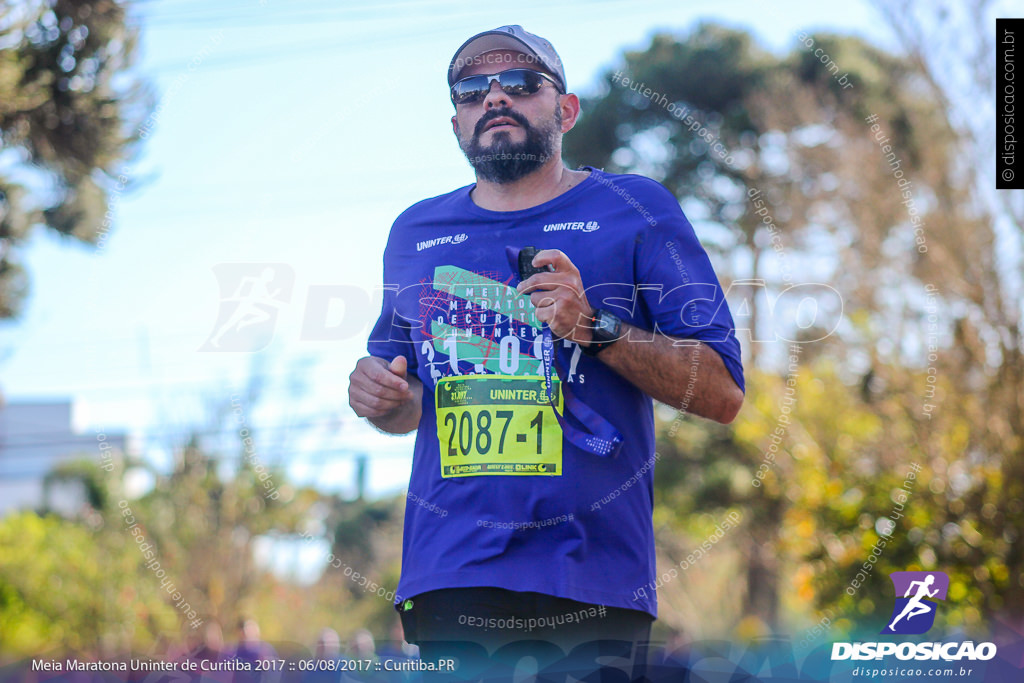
[200,264,294,352]
[882,571,950,635]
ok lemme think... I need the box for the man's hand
[349,356,422,434]
[515,249,595,345]
[513,248,743,424]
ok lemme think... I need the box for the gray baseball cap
[448,25,566,93]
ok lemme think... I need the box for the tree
[0,0,149,318]
[0,510,180,657]
[564,24,945,364]
[867,0,1024,632]
[564,21,1014,637]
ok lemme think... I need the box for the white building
[0,401,127,517]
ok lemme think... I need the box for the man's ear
[452,115,459,136]
[558,93,582,134]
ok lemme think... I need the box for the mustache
[474,107,531,138]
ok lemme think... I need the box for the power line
[0,414,345,446]
[130,0,678,73]
[125,0,569,27]
[138,22,474,74]
[1,352,369,386]
[2,446,410,461]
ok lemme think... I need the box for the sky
[0,0,891,499]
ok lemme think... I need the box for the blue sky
[0,0,889,497]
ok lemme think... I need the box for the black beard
[459,106,561,184]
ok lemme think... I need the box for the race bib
[435,375,563,477]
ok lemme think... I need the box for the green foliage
[566,24,767,197]
[655,356,1010,637]
[44,457,114,511]
[564,19,1020,638]
[329,496,397,576]
[0,511,177,656]
[0,0,150,318]
[0,430,332,659]
[126,435,311,630]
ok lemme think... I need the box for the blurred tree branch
[0,0,151,318]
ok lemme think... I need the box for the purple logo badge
[882,571,950,635]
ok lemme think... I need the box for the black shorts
[398,587,653,681]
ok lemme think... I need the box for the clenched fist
[348,356,422,433]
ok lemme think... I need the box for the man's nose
[482,78,511,109]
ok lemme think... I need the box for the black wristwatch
[581,308,623,356]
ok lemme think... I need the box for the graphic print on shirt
[420,265,583,478]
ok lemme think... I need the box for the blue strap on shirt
[505,246,624,458]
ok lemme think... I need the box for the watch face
[594,310,621,341]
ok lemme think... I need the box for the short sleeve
[366,262,420,374]
[634,183,744,393]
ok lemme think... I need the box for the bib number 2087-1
[435,375,562,478]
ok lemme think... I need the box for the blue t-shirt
[368,167,743,618]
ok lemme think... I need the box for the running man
[888,574,939,631]
[208,267,282,349]
[348,25,744,678]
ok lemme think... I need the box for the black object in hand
[518,246,554,280]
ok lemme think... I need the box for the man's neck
[470,159,589,212]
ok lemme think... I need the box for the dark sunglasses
[450,68,563,105]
